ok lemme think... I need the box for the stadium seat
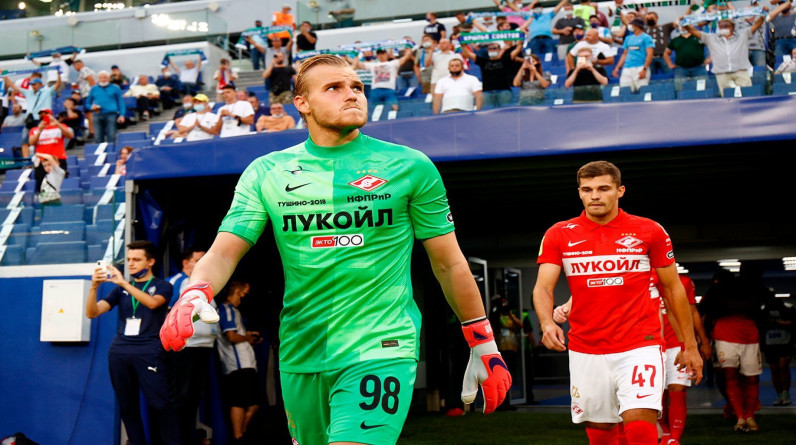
[722,84,764,98]
[87,219,115,245]
[638,84,676,101]
[117,132,149,144]
[3,169,27,182]
[61,178,81,190]
[601,85,634,103]
[772,83,796,96]
[544,89,574,106]
[27,241,88,264]
[148,122,169,138]
[87,243,108,262]
[0,207,34,226]
[33,221,87,244]
[0,245,24,266]
[677,89,717,100]
[0,190,33,207]
[5,223,32,249]
[67,155,79,167]
[41,204,85,224]
[773,73,793,85]
[0,179,34,192]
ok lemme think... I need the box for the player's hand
[540,321,567,351]
[675,346,703,385]
[461,318,512,414]
[552,305,570,324]
[699,342,712,361]
[106,265,125,285]
[160,281,219,351]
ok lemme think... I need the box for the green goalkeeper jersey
[218,133,455,373]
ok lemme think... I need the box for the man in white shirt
[567,28,615,72]
[352,48,412,112]
[29,51,70,89]
[213,85,255,138]
[176,94,219,141]
[429,39,462,95]
[433,58,483,114]
[124,74,160,120]
[169,57,203,95]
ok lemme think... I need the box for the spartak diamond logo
[616,236,643,248]
[349,175,387,192]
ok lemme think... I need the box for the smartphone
[577,56,588,67]
[96,260,109,277]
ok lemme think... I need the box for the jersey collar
[577,208,627,229]
[304,131,366,159]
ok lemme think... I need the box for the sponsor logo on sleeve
[381,340,399,348]
[666,250,674,259]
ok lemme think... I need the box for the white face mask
[565,10,573,17]
[627,25,634,32]
[194,104,206,112]
[718,28,731,36]
[533,7,543,14]
[182,102,192,109]
[163,71,171,78]
[488,51,500,58]
[423,41,432,48]
[99,81,110,87]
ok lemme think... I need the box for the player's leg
[569,350,622,444]
[715,340,746,430]
[328,358,417,445]
[614,345,665,445]
[663,346,691,444]
[281,370,331,445]
[658,390,669,444]
[738,343,763,431]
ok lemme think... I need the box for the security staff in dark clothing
[86,240,179,445]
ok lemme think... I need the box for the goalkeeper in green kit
[160,55,511,445]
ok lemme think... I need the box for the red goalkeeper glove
[160,281,219,351]
[461,317,512,414]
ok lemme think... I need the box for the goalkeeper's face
[295,64,367,132]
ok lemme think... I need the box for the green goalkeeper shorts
[281,358,417,445]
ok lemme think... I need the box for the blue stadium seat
[0,207,34,226]
[3,169,26,182]
[27,241,88,264]
[61,178,81,190]
[638,84,675,101]
[544,89,574,105]
[67,155,79,167]
[87,242,109,262]
[80,165,107,179]
[772,83,796,96]
[282,103,301,123]
[677,89,717,100]
[59,189,85,205]
[5,223,32,249]
[773,74,794,85]
[122,139,151,149]
[89,176,121,190]
[41,204,85,224]
[33,221,87,244]
[87,219,115,245]
[0,179,34,192]
[0,245,24,266]
[117,131,149,144]
[722,84,764,98]
[601,86,634,103]
[679,77,718,92]
[0,190,33,207]
[148,122,169,137]
[1,125,24,135]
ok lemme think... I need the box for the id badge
[125,317,142,336]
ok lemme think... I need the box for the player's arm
[191,232,251,293]
[691,303,711,360]
[657,263,703,383]
[423,231,511,414]
[532,263,567,351]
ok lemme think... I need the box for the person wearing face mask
[664,24,709,90]
[769,0,796,60]
[683,16,765,96]
[512,53,550,105]
[172,94,194,121]
[255,102,296,132]
[643,11,675,75]
[588,14,614,44]
[156,65,181,110]
[461,40,523,108]
[86,240,180,445]
[414,34,437,94]
[567,28,615,72]
[519,0,570,57]
[612,18,655,92]
[3,72,61,157]
[84,70,126,143]
[27,51,71,90]
[213,58,238,103]
[176,94,219,141]
[554,3,587,61]
[433,57,482,113]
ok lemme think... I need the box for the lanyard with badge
[124,277,153,336]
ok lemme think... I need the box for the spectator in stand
[396,45,418,94]
[156,65,181,110]
[424,12,447,42]
[176,94,219,141]
[115,145,133,176]
[34,152,66,206]
[554,3,586,61]
[775,47,796,73]
[2,74,61,157]
[684,16,765,96]
[28,51,70,89]
[513,53,551,105]
[169,57,203,95]
[109,65,130,89]
[250,19,266,70]
[70,89,84,106]
[461,40,523,108]
[613,9,638,45]
[71,59,96,139]
[414,34,436,94]
[455,11,475,33]
[565,46,609,102]
[328,0,356,28]
[255,102,296,132]
[57,97,84,150]
[263,52,297,105]
[247,93,270,130]
[214,58,238,103]
[497,0,534,28]
[430,39,461,95]
[588,14,614,44]
[737,0,768,68]
[85,241,180,445]
[213,85,255,138]
[2,104,25,128]
[574,0,597,22]
[272,3,296,48]
[124,75,160,121]
[173,94,194,121]
[612,18,654,91]
[249,36,292,76]
[567,28,615,73]
[216,282,264,443]
[352,48,413,113]
[85,71,126,144]
[433,58,483,114]
[29,109,71,194]
[522,0,570,58]
[296,21,318,52]
[665,25,709,89]
[770,0,795,60]
[644,11,675,74]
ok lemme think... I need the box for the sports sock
[658,390,670,436]
[586,425,618,445]
[668,391,687,441]
[724,370,744,420]
[623,420,657,445]
[741,375,760,419]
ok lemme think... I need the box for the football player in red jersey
[533,161,702,445]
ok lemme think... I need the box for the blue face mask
[194,104,206,112]
[131,268,149,279]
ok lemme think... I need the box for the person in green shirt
[664,26,710,90]
[160,54,511,445]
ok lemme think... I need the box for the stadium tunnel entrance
[130,136,796,411]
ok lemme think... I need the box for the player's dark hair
[127,240,157,260]
[223,281,249,302]
[577,161,622,186]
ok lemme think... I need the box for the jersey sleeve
[649,222,675,268]
[153,280,173,303]
[100,285,120,308]
[218,304,237,332]
[536,226,563,266]
[407,152,455,240]
[218,159,270,245]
